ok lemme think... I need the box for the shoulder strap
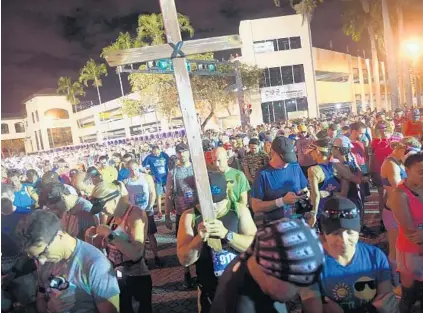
[173,167,178,196]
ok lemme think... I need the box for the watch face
[227,231,234,241]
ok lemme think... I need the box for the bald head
[212,147,229,173]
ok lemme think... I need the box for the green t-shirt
[224,168,250,204]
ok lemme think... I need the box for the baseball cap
[271,136,297,163]
[175,143,189,153]
[395,108,403,113]
[320,197,361,235]
[208,171,227,203]
[87,166,101,177]
[332,136,352,149]
[298,125,307,132]
[246,218,324,287]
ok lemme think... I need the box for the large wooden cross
[104,0,242,238]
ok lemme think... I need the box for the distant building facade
[2,14,393,154]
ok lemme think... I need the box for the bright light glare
[403,39,422,59]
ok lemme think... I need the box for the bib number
[134,193,147,208]
[212,249,237,277]
[184,191,194,205]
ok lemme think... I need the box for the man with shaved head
[212,147,250,206]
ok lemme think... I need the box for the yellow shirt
[100,166,118,183]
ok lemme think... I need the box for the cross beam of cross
[103,0,243,239]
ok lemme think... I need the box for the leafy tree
[56,76,85,106]
[101,32,141,96]
[79,59,108,104]
[136,13,194,46]
[112,12,262,129]
[273,0,323,21]
[122,53,262,129]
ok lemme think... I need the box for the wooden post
[159,0,220,249]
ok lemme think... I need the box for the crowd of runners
[1,106,423,313]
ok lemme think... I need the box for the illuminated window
[14,122,25,133]
[1,124,9,134]
[44,109,69,120]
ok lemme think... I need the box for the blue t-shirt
[142,152,169,184]
[117,168,130,182]
[318,242,391,312]
[251,163,307,221]
[38,240,120,313]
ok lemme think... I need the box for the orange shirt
[402,120,423,138]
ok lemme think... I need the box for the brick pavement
[144,193,411,313]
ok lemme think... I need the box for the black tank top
[194,202,240,294]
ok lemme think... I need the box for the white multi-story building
[2,14,391,155]
[239,14,390,124]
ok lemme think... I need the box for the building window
[38,130,44,150]
[362,69,369,84]
[32,112,35,123]
[253,36,302,54]
[277,38,290,50]
[281,66,294,85]
[14,122,25,133]
[293,65,305,83]
[289,37,302,49]
[353,68,359,82]
[34,131,40,151]
[35,110,39,122]
[47,127,73,148]
[44,109,69,120]
[261,97,308,123]
[268,67,282,86]
[261,64,305,88]
[1,124,9,134]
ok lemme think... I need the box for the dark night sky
[2,0,421,116]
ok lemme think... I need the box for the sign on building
[253,41,275,54]
[260,82,307,102]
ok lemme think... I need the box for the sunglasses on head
[323,209,358,219]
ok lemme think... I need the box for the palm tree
[136,13,194,46]
[381,0,399,109]
[56,76,85,106]
[396,0,413,106]
[79,59,108,105]
[101,32,139,96]
[342,0,383,111]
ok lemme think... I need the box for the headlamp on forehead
[323,209,359,219]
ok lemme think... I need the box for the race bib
[212,249,237,277]
[134,193,147,208]
[184,191,194,205]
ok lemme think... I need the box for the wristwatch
[225,231,234,242]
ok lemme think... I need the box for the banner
[253,41,275,54]
[260,82,307,102]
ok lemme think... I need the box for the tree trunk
[367,26,382,111]
[201,110,215,130]
[397,3,413,107]
[95,84,102,105]
[381,0,399,110]
[117,69,125,97]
